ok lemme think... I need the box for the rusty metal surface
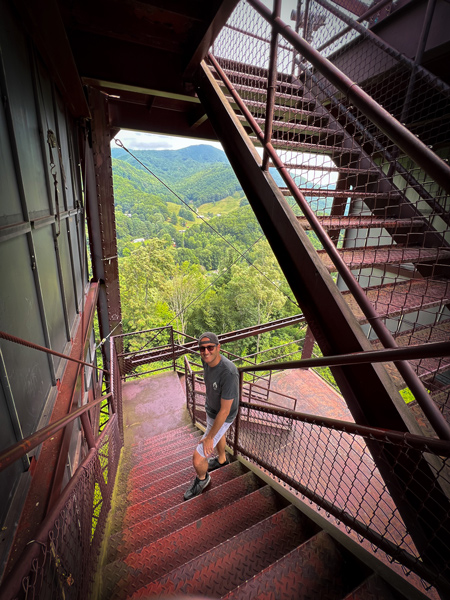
[342,573,399,600]
[102,486,288,599]
[125,456,194,495]
[125,505,317,599]
[127,447,196,482]
[221,530,363,600]
[122,464,256,528]
[106,461,249,564]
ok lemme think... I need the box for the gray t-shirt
[203,355,239,423]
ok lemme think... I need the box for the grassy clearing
[170,195,244,232]
[197,195,243,216]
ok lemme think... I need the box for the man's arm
[202,398,233,457]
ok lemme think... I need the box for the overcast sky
[111,131,224,152]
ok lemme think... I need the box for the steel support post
[84,88,123,371]
[195,61,450,586]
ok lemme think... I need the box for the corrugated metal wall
[0,0,87,537]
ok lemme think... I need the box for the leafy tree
[165,262,206,342]
[179,207,195,221]
[119,239,175,333]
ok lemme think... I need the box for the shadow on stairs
[94,423,427,600]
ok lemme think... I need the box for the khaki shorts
[196,414,233,458]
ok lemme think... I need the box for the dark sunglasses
[199,344,217,353]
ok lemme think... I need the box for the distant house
[132,238,145,243]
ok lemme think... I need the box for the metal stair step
[130,432,202,464]
[127,435,202,479]
[133,430,202,458]
[122,461,252,528]
[226,96,328,124]
[130,424,197,448]
[248,116,343,140]
[101,486,289,599]
[249,135,360,156]
[127,465,194,504]
[318,245,450,273]
[221,530,365,600]
[125,504,317,599]
[220,82,316,109]
[107,468,261,563]
[219,67,304,95]
[126,455,193,493]
[281,188,402,201]
[341,573,400,599]
[297,216,426,231]
[371,319,450,383]
[343,278,450,323]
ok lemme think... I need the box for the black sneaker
[208,456,229,471]
[183,473,211,501]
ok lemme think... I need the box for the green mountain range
[112,144,334,261]
[112,145,243,206]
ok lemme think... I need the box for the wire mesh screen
[212,0,450,422]
[10,417,121,600]
[235,401,450,593]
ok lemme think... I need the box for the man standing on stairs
[184,332,240,501]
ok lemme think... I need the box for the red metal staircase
[96,424,417,600]
[207,51,450,434]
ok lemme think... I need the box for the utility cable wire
[114,138,300,360]
[125,232,269,361]
[114,139,298,307]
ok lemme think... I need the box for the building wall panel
[0,0,90,551]
[0,101,23,226]
[0,235,53,437]
[0,10,50,219]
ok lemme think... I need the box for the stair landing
[121,371,192,446]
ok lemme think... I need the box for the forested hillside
[112,144,327,367]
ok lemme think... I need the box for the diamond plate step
[126,504,318,599]
[106,465,258,563]
[221,530,364,600]
[102,486,290,599]
[127,435,202,480]
[123,461,251,528]
[133,428,202,454]
[125,455,193,494]
[131,430,202,463]
[130,424,198,448]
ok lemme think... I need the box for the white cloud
[111,130,223,152]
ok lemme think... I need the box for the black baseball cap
[198,332,219,346]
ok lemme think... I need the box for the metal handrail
[237,398,450,455]
[0,393,112,473]
[0,330,109,375]
[238,340,450,373]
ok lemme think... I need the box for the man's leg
[215,434,227,464]
[193,449,208,479]
[184,418,232,500]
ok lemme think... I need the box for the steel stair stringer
[194,58,450,583]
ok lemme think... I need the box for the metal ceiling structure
[12,0,239,139]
